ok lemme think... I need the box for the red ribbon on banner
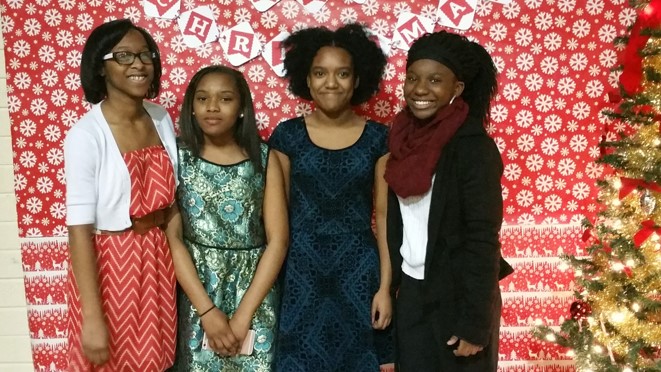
[619,177,661,199]
[634,220,661,246]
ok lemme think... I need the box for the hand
[228,312,252,347]
[371,288,392,330]
[447,336,483,357]
[81,315,110,366]
[201,308,240,356]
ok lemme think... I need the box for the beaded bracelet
[199,305,216,318]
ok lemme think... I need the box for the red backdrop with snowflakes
[0,0,632,370]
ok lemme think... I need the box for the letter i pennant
[177,6,220,48]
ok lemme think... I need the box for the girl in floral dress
[166,65,288,371]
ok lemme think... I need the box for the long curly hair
[282,23,387,105]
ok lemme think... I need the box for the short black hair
[178,65,263,173]
[282,23,387,105]
[408,31,498,123]
[80,19,162,103]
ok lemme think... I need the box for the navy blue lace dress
[269,117,393,371]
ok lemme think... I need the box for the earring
[240,113,244,118]
[449,96,456,105]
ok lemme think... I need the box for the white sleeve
[64,126,98,226]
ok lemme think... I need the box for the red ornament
[570,300,592,321]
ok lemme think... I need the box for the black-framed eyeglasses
[102,51,157,65]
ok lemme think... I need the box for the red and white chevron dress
[66,146,177,371]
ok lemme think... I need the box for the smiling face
[307,46,357,116]
[192,72,242,143]
[403,59,465,121]
[102,29,155,101]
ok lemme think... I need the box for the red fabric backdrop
[0,0,631,370]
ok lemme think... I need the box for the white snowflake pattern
[373,100,391,118]
[14,174,27,191]
[535,175,553,192]
[46,148,63,165]
[569,134,588,152]
[598,24,617,43]
[543,114,562,133]
[572,182,590,200]
[168,67,188,86]
[585,162,602,178]
[571,102,590,119]
[516,53,534,71]
[517,134,535,152]
[263,91,281,109]
[36,177,53,194]
[364,1,387,17]
[557,158,576,176]
[49,202,66,219]
[515,110,533,128]
[25,227,42,237]
[534,94,553,112]
[234,7,252,24]
[55,29,73,48]
[248,65,266,82]
[534,12,553,30]
[544,32,562,51]
[66,50,82,68]
[13,72,31,89]
[514,28,533,46]
[556,77,575,95]
[51,90,68,107]
[544,194,562,212]
[52,225,68,236]
[569,53,588,71]
[76,13,94,31]
[540,138,559,155]
[255,112,269,131]
[524,74,543,91]
[489,24,507,42]
[12,39,31,58]
[24,18,41,36]
[392,2,411,18]
[281,1,300,19]
[19,119,36,137]
[526,154,544,171]
[30,98,48,116]
[44,9,62,27]
[503,163,522,181]
[26,196,43,214]
[339,7,359,24]
[61,110,79,127]
[261,12,279,29]
[516,189,534,207]
[490,104,508,123]
[43,125,61,142]
[540,56,558,74]
[502,2,521,19]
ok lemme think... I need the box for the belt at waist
[95,207,169,236]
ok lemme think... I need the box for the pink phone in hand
[202,329,256,356]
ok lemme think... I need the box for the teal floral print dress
[171,143,278,372]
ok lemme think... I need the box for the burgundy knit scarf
[385,97,469,198]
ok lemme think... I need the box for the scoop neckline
[301,117,369,151]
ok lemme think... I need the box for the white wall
[0,14,35,372]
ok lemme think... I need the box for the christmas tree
[534,0,661,370]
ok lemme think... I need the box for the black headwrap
[405,31,474,82]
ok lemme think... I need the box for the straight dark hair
[178,65,263,173]
[80,19,162,103]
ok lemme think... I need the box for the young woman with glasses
[63,19,178,371]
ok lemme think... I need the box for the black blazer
[387,115,512,347]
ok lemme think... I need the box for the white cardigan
[64,101,178,230]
